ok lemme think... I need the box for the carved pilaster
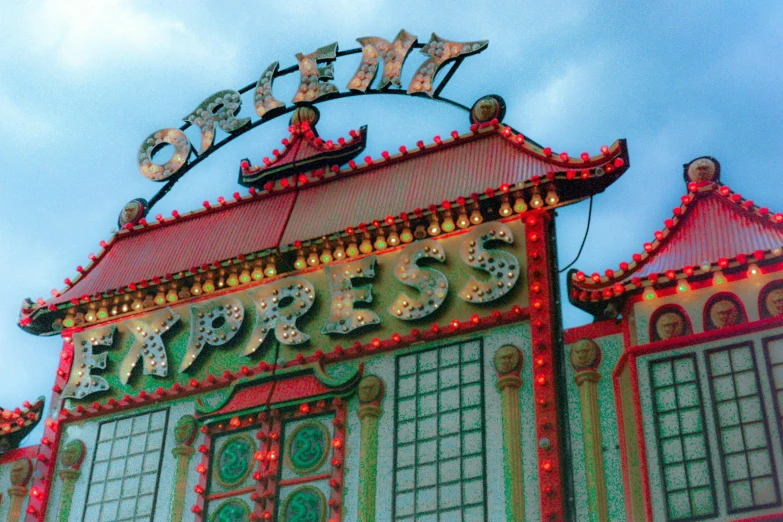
[494,344,525,522]
[6,458,31,522]
[571,339,608,522]
[57,439,86,522]
[170,415,198,522]
[356,375,384,522]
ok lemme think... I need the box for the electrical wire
[559,195,593,273]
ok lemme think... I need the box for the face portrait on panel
[760,281,783,318]
[704,294,746,330]
[650,306,691,342]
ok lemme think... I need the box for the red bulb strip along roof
[24,121,627,333]
[0,397,44,452]
[569,180,783,310]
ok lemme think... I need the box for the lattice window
[707,344,780,513]
[393,340,487,522]
[84,409,168,522]
[765,337,783,444]
[649,355,716,521]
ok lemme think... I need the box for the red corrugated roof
[569,181,783,308]
[30,123,627,326]
[56,191,296,303]
[280,133,549,244]
[634,194,783,278]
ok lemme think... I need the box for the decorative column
[170,415,198,522]
[7,458,32,522]
[356,375,384,522]
[57,440,86,522]
[570,339,608,522]
[494,344,525,522]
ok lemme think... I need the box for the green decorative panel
[393,340,487,521]
[285,421,330,475]
[707,344,780,513]
[649,355,717,521]
[214,433,256,489]
[210,498,251,522]
[83,410,168,521]
[280,484,327,522]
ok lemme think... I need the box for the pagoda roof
[0,396,44,455]
[21,116,628,335]
[568,157,783,316]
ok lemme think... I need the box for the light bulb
[294,252,307,270]
[545,188,559,205]
[264,262,277,277]
[414,224,428,239]
[360,237,373,254]
[513,196,527,213]
[307,250,319,267]
[334,245,346,260]
[400,227,413,243]
[530,190,544,209]
[441,215,455,232]
[457,212,470,229]
[499,200,512,217]
[374,235,387,250]
[252,267,264,280]
[239,270,251,283]
[428,217,441,236]
[346,242,359,257]
[190,283,202,296]
[470,209,483,225]
[154,292,166,305]
[320,248,333,264]
[387,230,400,246]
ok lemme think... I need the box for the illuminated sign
[137,31,488,183]
[62,221,525,401]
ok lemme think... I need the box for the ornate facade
[1,33,782,522]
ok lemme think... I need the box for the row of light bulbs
[294,186,561,270]
[64,186,561,325]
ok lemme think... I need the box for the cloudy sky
[1,1,781,444]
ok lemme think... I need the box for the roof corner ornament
[684,156,720,184]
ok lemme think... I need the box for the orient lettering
[348,30,418,92]
[459,222,520,303]
[244,277,315,354]
[180,297,244,373]
[408,33,488,97]
[254,62,285,118]
[293,43,339,103]
[137,30,488,181]
[321,257,380,334]
[184,90,250,153]
[389,240,448,320]
[62,326,115,400]
[119,309,180,384]
[137,128,191,181]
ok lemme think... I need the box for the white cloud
[19,0,237,73]
[0,90,54,144]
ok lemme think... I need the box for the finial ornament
[684,156,720,183]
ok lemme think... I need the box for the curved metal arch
[146,45,471,210]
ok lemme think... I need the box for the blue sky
[1,1,781,444]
